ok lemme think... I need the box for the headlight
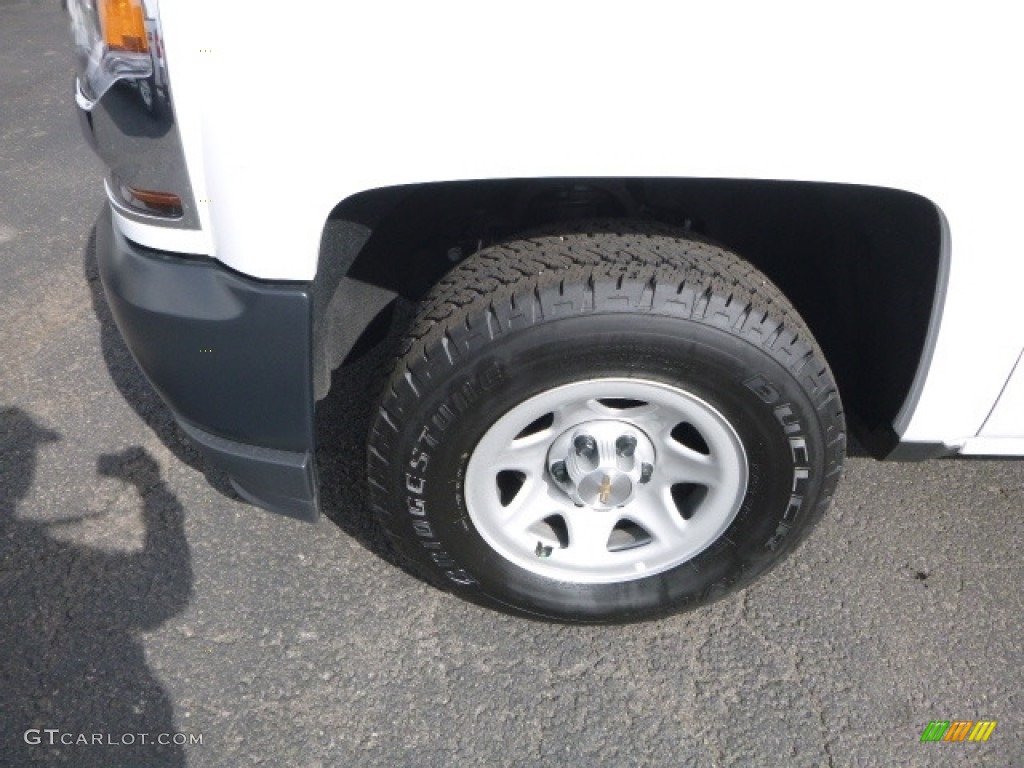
[69,0,200,229]
[69,0,153,109]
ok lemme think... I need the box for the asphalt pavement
[1,2,1021,766]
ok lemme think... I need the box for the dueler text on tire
[367,225,845,623]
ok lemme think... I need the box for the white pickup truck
[69,0,1023,622]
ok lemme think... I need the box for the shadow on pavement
[0,406,192,767]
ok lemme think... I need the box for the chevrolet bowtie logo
[598,475,613,505]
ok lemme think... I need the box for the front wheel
[368,226,845,622]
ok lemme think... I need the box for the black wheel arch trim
[886,202,952,456]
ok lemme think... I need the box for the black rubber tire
[367,223,845,623]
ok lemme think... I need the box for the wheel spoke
[563,508,619,557]
[656,443,721,487]
[624,500,688,549]
[551,398,623,430]
[494,436,551,472]
[605,403,665,433]
[502,475,567,533]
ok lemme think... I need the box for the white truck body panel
[115,1,1024,450]
[977,351,1024,438]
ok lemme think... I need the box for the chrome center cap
[577,469,634,507]
[547,420,656,510]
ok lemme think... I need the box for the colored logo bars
[920,721,997,742]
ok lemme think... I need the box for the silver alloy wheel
[464,378,749,584]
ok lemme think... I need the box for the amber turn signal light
[99,0,149,54]
[118,179,183,218]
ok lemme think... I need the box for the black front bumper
[96,208,320,520]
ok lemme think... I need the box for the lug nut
[573,434,597,460]
[550,460,570,484]
[640,462,654,483]
[616,434,637,457]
